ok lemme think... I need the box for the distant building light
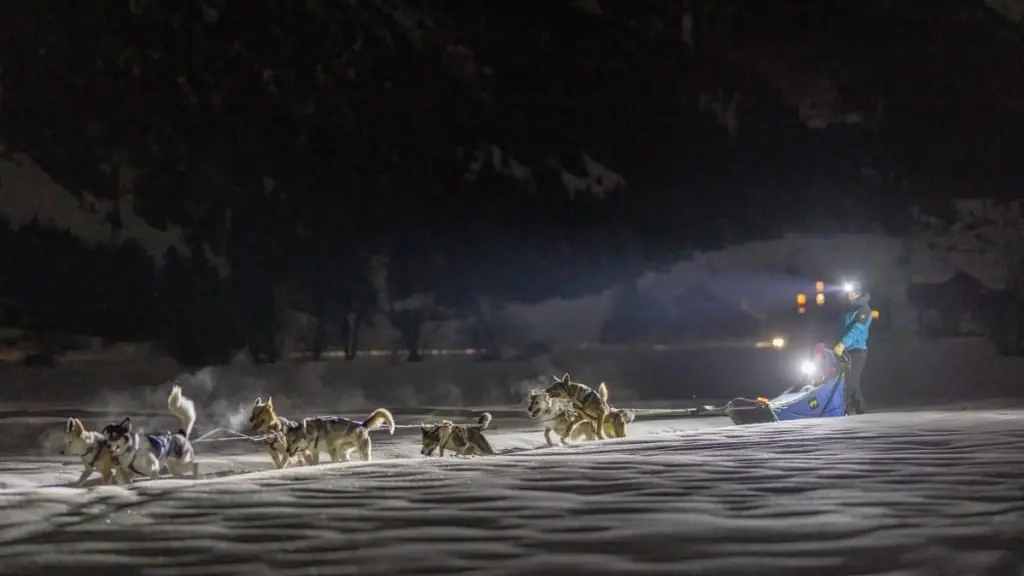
[815,293,826,306]
[798,306,806,314]
[871,309,880,319]
[796,293,807,306]
[815,281,824,293]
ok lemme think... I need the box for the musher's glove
[833,343,845,356]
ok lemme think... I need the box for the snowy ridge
[1,411,1022,574]
[0,150,1012,347]
[460,145,628,200]
[352,233,1010,349]
[0,153,226,272]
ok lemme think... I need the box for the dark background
[1,0,1022,369]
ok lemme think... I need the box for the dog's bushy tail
[362,408,396,435]
[476,412,492,430]
[168,385,197,438]
[598,382,609,403]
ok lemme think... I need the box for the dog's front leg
[267,446,285,468]
[114,466,131,485]
[73,465,94,487]
[594,412,609,440]
[140,455,160,480]
[278,449,299,470]
[544,427,555,446]
[307,450,321,465]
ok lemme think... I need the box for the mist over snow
[353,232,1015,350]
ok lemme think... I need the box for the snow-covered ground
[1,404,1022,575]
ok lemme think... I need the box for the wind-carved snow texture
[0,411,1022,575]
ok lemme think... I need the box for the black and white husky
[104,385,199,484]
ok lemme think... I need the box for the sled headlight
[771,337,785,349]
[799,360,816,376]
[842,282,854,293]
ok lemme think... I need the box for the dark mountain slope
[0,0,1021,359]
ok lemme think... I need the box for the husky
[103,385,199,484]
[527,391,596,446]
[289,410,396,464]
[543,373,611,440]
[248,397,313,468]
[250,397,396,467]
[528,387,635,445]
[62,417,118,486]
[248,397,315,469]
[420,413,495,457]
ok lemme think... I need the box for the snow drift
[0,411,1021,575]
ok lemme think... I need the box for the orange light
[871,309,880,319]
[815,293,826,306]
[796,293,807,305]
[815,281,824,293]
[798,306,806,314]
[756,397,770,404]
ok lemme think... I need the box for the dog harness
[121,433,176,476]
[148,433,174,460]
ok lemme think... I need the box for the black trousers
[845,349,868,415]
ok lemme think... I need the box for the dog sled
[722,343,848,426]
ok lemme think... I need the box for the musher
[833,281,872,415]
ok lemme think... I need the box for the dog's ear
[266,396,274,409]
[253,396,263,405]
[64,417,77,433]
[118,417,132,431]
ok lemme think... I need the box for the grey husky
[103,385,199,484]
[420,413,495,457]
[280,408,396,465]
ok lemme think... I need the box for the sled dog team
[61,373,634,486]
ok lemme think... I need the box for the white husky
[104,385,199,484]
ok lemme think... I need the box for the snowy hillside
[0,153,226,272]
[344,230,1014,351]
[0,149,1009,352]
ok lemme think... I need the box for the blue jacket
[840,302,872,351]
